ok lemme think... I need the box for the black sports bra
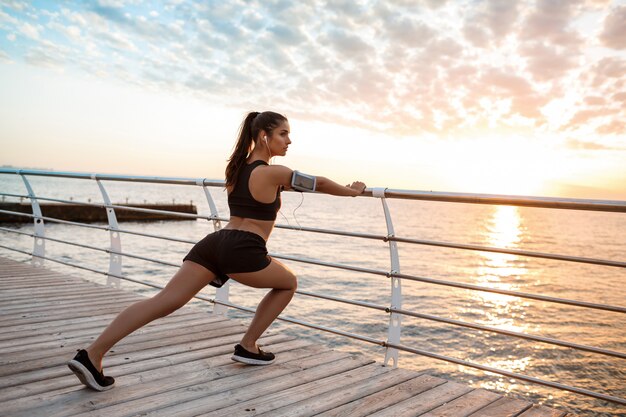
[228,160,282,221]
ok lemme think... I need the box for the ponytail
[225,111,287,187]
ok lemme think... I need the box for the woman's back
[225,159,285,241]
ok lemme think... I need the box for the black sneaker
[67,349,115,391]
[231,344,275,365]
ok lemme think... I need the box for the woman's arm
[316,176,366,197]
[266,165,366,196]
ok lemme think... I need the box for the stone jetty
[0,202,197,223]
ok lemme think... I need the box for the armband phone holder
[291,170,316,192]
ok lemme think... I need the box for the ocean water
[1,174,625,416]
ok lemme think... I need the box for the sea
[0,173,624,416]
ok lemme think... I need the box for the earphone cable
[292,192,304,230]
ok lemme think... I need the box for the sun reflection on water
[470,205,533,374]
[475,205,528,309]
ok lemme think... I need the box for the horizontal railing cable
[387,341,626,405]
[0,210,112,231]
[277,253,626,313]
[391,271,626,314]
[296,289,626,359]
[212,299,385,346]
[0,228,187,268]
[389,236,626,268]
[0,210,198,244]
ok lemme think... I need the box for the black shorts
[183,229,272,288]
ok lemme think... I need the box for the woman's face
[267,120,291,157]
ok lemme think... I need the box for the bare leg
[85,261,215,371]
[228,258,297,353]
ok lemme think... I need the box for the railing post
[18,171,45,267]
[93,175,122,288]
[372,187,402,367]
[198,179,227,314]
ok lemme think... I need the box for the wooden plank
[0,294,142,315]
[256,367,420,416]
[201,362,388,417]
[113,355,378,416]
[468,397,533,417]
[0,319,245,376]
[2,280,129,292]
[0,298,149,323]
[0,287,140,302]
[0,284,116,299]
[0,293,145,314]
[0,272,86,279]
[0,318,232,356]
[0,311,215,346]
[421,388,502,417]
[518,405,567,417]
[317,374,448,417]
[0,308,205,336]
[367,380,474,417]
[0,291,143,309]
[5,340,322,416]
[0,303,141,326]
[0,333,293,403]
[0,276,74,283]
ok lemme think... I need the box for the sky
[1,0,625,199]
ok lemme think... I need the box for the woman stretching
[67,111,367,391]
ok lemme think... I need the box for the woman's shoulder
[255,164,294,188]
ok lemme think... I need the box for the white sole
[231,354,275,366]
[67,360,114,391]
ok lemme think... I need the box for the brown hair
[225,111,288,187]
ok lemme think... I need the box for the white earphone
[264,136,268,142]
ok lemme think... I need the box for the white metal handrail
[3,191,625,269]
[1,167,625,407]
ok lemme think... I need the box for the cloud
[565,108,620,130]
[319,28,374,61]
[0,48,11,62]
[385,16,437,47]
[520,0,584,47]
[589,57,626,87]
[24,40,71,69]
[596,120,624,135]
[18,21,42,39]
[267,23,307,46]
[599,5,626,49]
[99,30,137,51]
[520,41,579,82]
[566,138,617,150]
[583,96,606,106]
[2,0,624,138]
[47,21,81,41]
[463,0,521,47]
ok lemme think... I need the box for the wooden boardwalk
[0,255,574,416]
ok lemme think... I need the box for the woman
[67,111,367,391]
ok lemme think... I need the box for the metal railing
[0,167,625,406]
